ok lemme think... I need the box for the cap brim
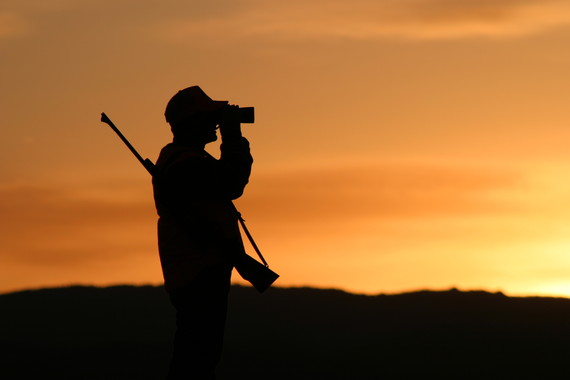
[168,100,228,123]
[202,100,228,113]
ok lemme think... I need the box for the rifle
[100,113,279,293]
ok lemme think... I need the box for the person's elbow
[219,178,249,200]
[228,188,245,200]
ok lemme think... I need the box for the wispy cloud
[0,12,29,39]
[5,0,570,43]
[7,0,570,45]
[241,161,524,226]
[155,0,570,42]
[0,162,519,265]
[0,183,155,266]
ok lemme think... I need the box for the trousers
[167,264,233,379]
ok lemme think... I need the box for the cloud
[5,0,570,44]
[0,183,156,266]
[154,0,570,42]
[0,1,99,42]
[240,161,524,227]
[0,12,29,39]
[392,0,570,39]
[0,162,521,265]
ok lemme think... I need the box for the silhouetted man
[152,86,253,379]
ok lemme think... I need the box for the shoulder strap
[231,204,270,267]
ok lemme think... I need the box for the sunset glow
[3,0,570,297]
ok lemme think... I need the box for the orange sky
[3,0,570,297]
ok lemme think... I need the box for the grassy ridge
[1,285,570,379]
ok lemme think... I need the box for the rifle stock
[234,252,279,293]
[100,112,279,293]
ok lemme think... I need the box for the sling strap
[231,204,269,267]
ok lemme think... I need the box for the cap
[164,86,228,124]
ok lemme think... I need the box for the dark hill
[1,285,570,379]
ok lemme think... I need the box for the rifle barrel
[100,112,151,173]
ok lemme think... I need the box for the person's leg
[167,265,232,379]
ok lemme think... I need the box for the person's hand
[219,105,242,141]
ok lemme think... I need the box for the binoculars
[221,105,255,124]
[236,106,255,123]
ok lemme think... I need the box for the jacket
[152,137,253,292]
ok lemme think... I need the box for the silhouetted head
[165,86,228,145]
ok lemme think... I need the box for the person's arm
[216,105,253,200]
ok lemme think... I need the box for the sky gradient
[3,0,570,296]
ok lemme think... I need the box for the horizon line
[2,282,569,300]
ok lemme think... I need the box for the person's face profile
[189,111,219,143]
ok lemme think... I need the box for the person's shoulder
[156,144,201,171]
[158,144,206,161]
[166,146,215,173]
[177,150,208,160]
